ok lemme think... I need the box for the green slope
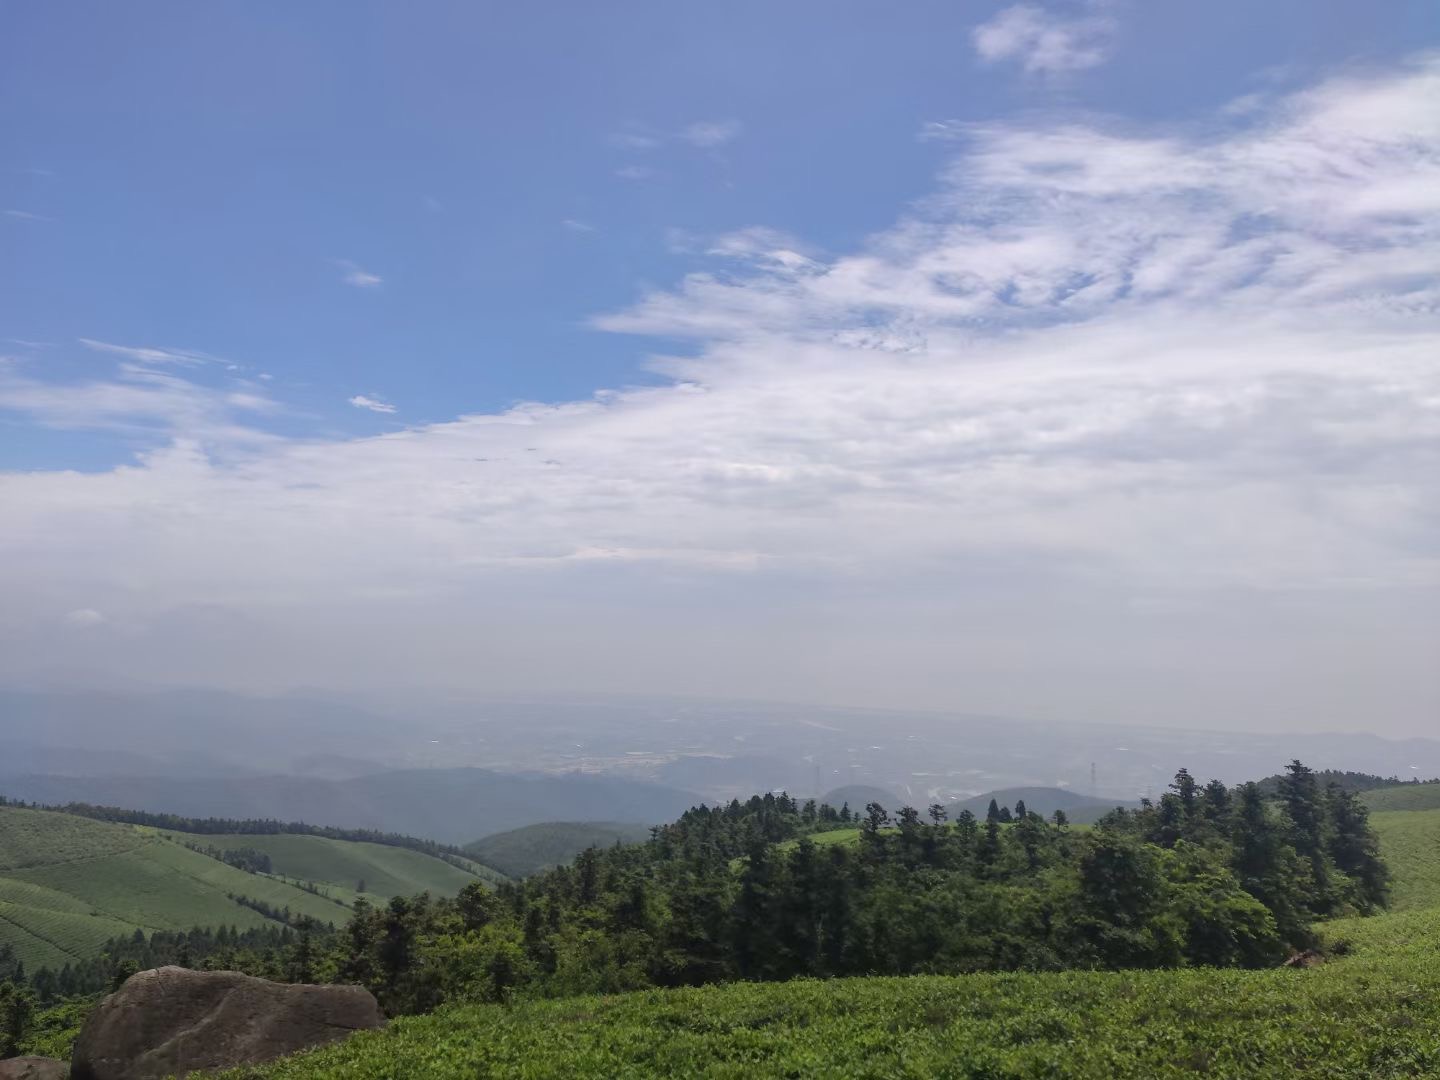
[160,830,501,898]
[0,806,350,972]
[1369,808,1440,910]
[233,809,1440,1080]
[465,822,653,878]
[1362,784,1440,813]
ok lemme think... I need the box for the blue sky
[3,0,1431,465]
[1,3,1437,734]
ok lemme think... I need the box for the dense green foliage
[224,894,1440,1080]
[311,762,1384,1017]
[465,823,655,879]
[1251,770,1423,797]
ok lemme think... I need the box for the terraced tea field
[0,805,492,972]
[158,830,502,898]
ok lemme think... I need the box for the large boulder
[0,1059,68,1080]
[70,967,384,1080]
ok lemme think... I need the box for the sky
[1,2,1437,736]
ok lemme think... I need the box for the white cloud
[680,120,743,148]
[4,209,48,221]
[972,4,1117,75]
[562,218,597,233]
[78,338,218,366]
[348,394,397,414]
[336,259,383,288]
[2,59,1437,731]
[0,355,277,443]
[63,608,104,627]
[615,165,654,181]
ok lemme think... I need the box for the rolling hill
[158,830,504,896]
[0,805,348,973]
[955,786,1136,824]
[465,822,653,878]
[227,806,1440,1080]
[0,804,499,974]
[0,768,699,845]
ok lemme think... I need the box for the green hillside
[160,830,502,897]
[465,822,653,878]
[1362,784,1440,813]
[0,806,348,972]
[1369,809,1440,910]
[232,806,1440,1080]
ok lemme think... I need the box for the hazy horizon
[3,4,1437,738]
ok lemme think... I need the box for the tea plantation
[0,805,499,973]
[229,806,1440,1080]
[158,829,502,897]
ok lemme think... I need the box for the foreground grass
[225,901,1440,1079]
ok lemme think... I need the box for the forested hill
[210,759,1386,1019]
[465,822,653,879]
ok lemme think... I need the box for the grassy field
[0,807,353,971]
[1368,809,1440,911]
[158,830,500,898]
[1363,785,1440,813]
[231,807,1440,1080]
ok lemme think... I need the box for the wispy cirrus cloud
[680,119,743,148]
[348,394,397,414]
[78,338,221,366]
[2,59,1437,729]
[335,259,383,288]
[972,3,1118,75]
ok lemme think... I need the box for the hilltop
[465,822,653,878]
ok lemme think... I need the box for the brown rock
[0,1059,68,1080]
[70,967,384,1080]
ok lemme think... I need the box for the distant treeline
[0,795,485,874]
[1252,770,1440,797]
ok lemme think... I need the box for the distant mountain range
[4,685,1439,837]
